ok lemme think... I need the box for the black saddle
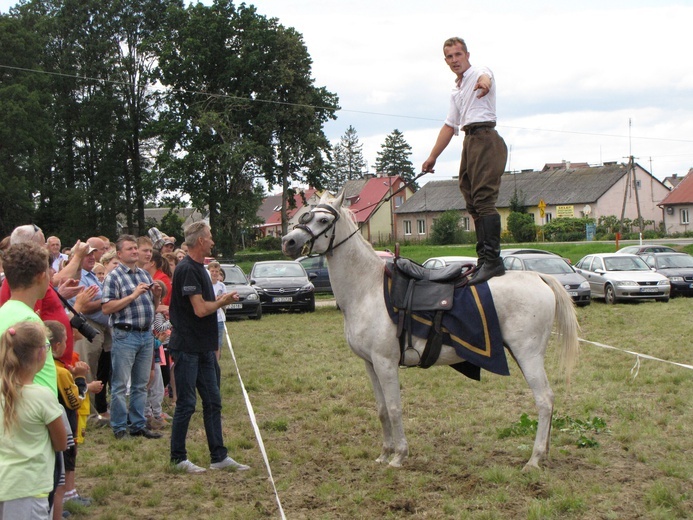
[385,256,479,380]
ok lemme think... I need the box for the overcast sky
[3,0,692,185]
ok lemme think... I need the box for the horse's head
[282,192,345,258]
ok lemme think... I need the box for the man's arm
[189,291,239,319]
[102,283,151,315]
[422,124,455,173]
[52,241,89,285]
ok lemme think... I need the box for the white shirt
[444,65,497,135]
[212,281,227,322]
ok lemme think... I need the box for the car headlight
[246,293,259,301]
[616,280,638,287]
[300,283,314,292]
[579,281,590,289]
[658,280,670,285]
[668,276,684,282]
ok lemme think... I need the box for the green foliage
[543,217,595,242]
[326,125,365,192]
[431,210,463,245]
[374,129,417,189]
[509,189,527,213]
[159,208,184,243]
[498,413,607,449]
[507,212,537,242]
[254,236,282,251]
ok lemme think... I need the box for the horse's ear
[334,190,346,209]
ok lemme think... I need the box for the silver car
[574,253,670,304]
[503,253,590,306]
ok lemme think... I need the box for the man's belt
[113,323,150,332]
[463,122,496,135]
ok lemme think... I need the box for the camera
[70,313,100,343]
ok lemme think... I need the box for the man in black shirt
[169,221,250,474]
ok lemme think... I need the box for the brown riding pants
[459,125,508,220]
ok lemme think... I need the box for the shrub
[254,235,282,251]
[507,212,536,242]
[431,211,462,245]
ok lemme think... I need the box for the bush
[543,217,595,242]
[254,235,282,251]
[507,212,536,242]
[431,210,462,245]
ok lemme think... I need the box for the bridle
[293,203,342,256]
[293,171,429,256]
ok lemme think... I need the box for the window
[462,217,470,230]
[394,196,404,208]
[404,220,412,235]
[417,219,426,235]
[682,208,690,225]
[545,213,552,223]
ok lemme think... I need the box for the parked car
[616,244,677,255]
[502,253,590,306]
[641,252,693,297]
[574,253,670,304]
[219,264,262,320]
[422,256,478,269]
[299,250,394,294]
[500,248,571,264]
[249,260,316,312]
[297,255,331,293]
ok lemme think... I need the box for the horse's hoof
[522,463,541,473]
[388,455,405,468]
[375,454,389,464]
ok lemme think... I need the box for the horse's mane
[319,192,379,253]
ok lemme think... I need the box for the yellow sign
[556,205,574,218]
[538,199,546,218]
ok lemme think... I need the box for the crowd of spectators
[0,223,248,519]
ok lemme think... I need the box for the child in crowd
[0,321,67,520]
[46,320,102,510]
[207,262,227,388]
[93,262,106,284]
[149,283,173,426]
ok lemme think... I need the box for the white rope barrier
[224,323,286,520]
[578,336,693,378]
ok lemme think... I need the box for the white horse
[282,193,579,471]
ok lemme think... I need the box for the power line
[2,63,693,145]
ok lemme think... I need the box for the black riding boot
[469,214,505,285]
[473,217,485,270]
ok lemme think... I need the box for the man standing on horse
[422,37,508,285]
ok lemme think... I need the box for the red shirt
[0,279,75,366]
[153,270,172,307]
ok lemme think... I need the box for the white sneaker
[175,460,206,474]
[209,456,250,471]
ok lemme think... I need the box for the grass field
[72,283,692,519]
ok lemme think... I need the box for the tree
[431,210,462,245]
[326,125,365,192]
[506,189,535,242]
[374,129,417,189]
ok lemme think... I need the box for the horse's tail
[538,273,580,383]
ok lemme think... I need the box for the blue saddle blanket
[384,274,509,376]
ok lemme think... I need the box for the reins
[295,172,428,256]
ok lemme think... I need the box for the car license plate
[568,291,578,297]
[228,303,242,309]
[690,283,693,289]
[272,297,293,303]
[640,288,658,293]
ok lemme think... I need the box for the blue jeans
[170,350,227,464]
[110,329,153,433]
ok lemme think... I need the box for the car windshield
[656,255,693,269]
[254,263,305,277]
[223,267,247,284]
[524,258,572,274]
[604,256,650,271]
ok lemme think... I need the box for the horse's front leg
[365,357,408,467]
